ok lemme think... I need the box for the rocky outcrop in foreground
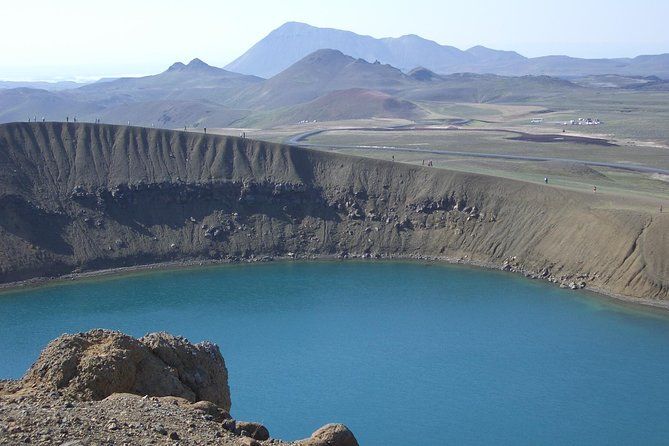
[23,330,231,408]
[0,330,358,446]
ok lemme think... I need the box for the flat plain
[213,89,669,209]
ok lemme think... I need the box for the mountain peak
[466,45,526,62]
[291,49,354,68]
[408,66,440,81]
[397,34,427,41]
[167,62,186,71]
[308,48,348,59]
[275,21,313,32]
[187,58,211,68]
[167,58,217,73]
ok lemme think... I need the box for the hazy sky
[2,0,668,81]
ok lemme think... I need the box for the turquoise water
[1,261,669,445]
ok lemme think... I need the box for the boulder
[300,423,359,446]
[221,418,237,433]
[189,400,231,422]
[236,421,270,441]
[22,329,231,410]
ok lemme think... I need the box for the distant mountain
[74,58,262,104]
[226,22,669,79]
[0,50,640,129]
[0,59,261,127]
[230,49,413,109]
[230,50,582,125]
[236,49,581,106]
[0,80,85,91]
[226,22,474,78]
[465,45,526,63]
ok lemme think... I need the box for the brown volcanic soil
[0,122,667,304]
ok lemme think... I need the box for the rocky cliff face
[0,122,666,303]
[0,330,358,445]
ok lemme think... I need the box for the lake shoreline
[2,254,668,313]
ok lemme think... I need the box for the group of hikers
[392,156,435,166]
[26,116,99,123]
[390,156,434,165]
[24,117,224,136]
[182,126,216,136]
[28,116,107,124]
